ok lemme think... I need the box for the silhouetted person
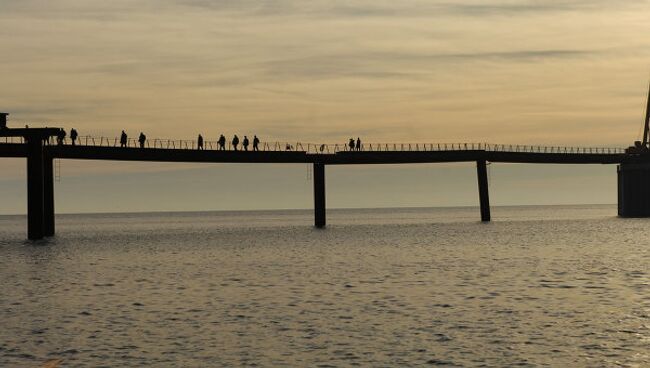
[70,128,78,146]
[197,134,204,150]
[348,138,355,151]
[120,130,128,147]
[218,134,226,150]
[243,136,249,151]
[57,129,66,145]
[138,132,146,148]
[0,113,7,129]
[253,135,260,151]
[356,137,361,151]
[232,135,239,151]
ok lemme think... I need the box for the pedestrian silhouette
[348,138,355,151]
[138,132,146,148]
[253,135,260,151]
[243,136,249,151]
[218,134,226,150]
[197,134,204,150]
[356,137,361,151]
[70,128,78,146]
[120,130,128,147]
[232,135,239,151]
[57,129,66,145]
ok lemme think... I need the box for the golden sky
[1,1,649,213]
[2,0,649,145]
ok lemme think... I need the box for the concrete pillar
[43,156,55,236]
[618,163,650,217]
[26,137,45,240]
[476,160,491,222]
[313,163,326,228]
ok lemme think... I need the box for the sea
[1,205,649,367]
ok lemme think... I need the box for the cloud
[440,0,645,16]
[165,0,647,18]
[255,49,598,82]
[4,0,642,22]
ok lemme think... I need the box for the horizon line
[0,203,617,217]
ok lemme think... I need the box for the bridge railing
[42,136,313,152]
[0,136,25,144]
[483,143,625,154]
[303,142,626,154]
[13,135,625,155]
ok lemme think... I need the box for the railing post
[476,159,491,222]
[313,163,326,228]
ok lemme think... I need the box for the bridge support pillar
[26,137,45,240]
[314,163,326,228]
[43,155,55,236]
[476,160,491,222]
[617,163,650,217]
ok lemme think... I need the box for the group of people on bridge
[119,131,149,148]
[197,134,261,151]
[52,128,79,146]
[119,131,261,151]
[348,137,362,151]
[47,129,366,153]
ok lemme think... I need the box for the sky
[1,0,649,214]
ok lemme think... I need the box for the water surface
[1,205,649,367]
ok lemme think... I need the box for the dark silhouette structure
[476,160,490,221]
[56,129,66,145]
[70,128,78,146]
[314,163,326,228]
[197,134,203,150]
[0,113,7,129]
[138,132,146,148]
[0,120,61,239]
[1,84,650,239]
[253,135,260,151]
[619,82,650,217]
[120,131,127,147]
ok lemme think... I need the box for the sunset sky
[1,0,649,214]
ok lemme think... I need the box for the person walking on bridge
[138,132,146,148]
[197,134,204,150]
[232,135,240,151]
[120,130,128,147]
[70,128,78,146]
[348,138,355,151]
[356,137,362,151]
[218,134,226,150]
[57,129,66,146]
[253,135,260,151]
[243,136,250,151]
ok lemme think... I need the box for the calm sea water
[1,205,649,367]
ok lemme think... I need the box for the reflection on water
[1,205,649,366]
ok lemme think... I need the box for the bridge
[2,88,650,240]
